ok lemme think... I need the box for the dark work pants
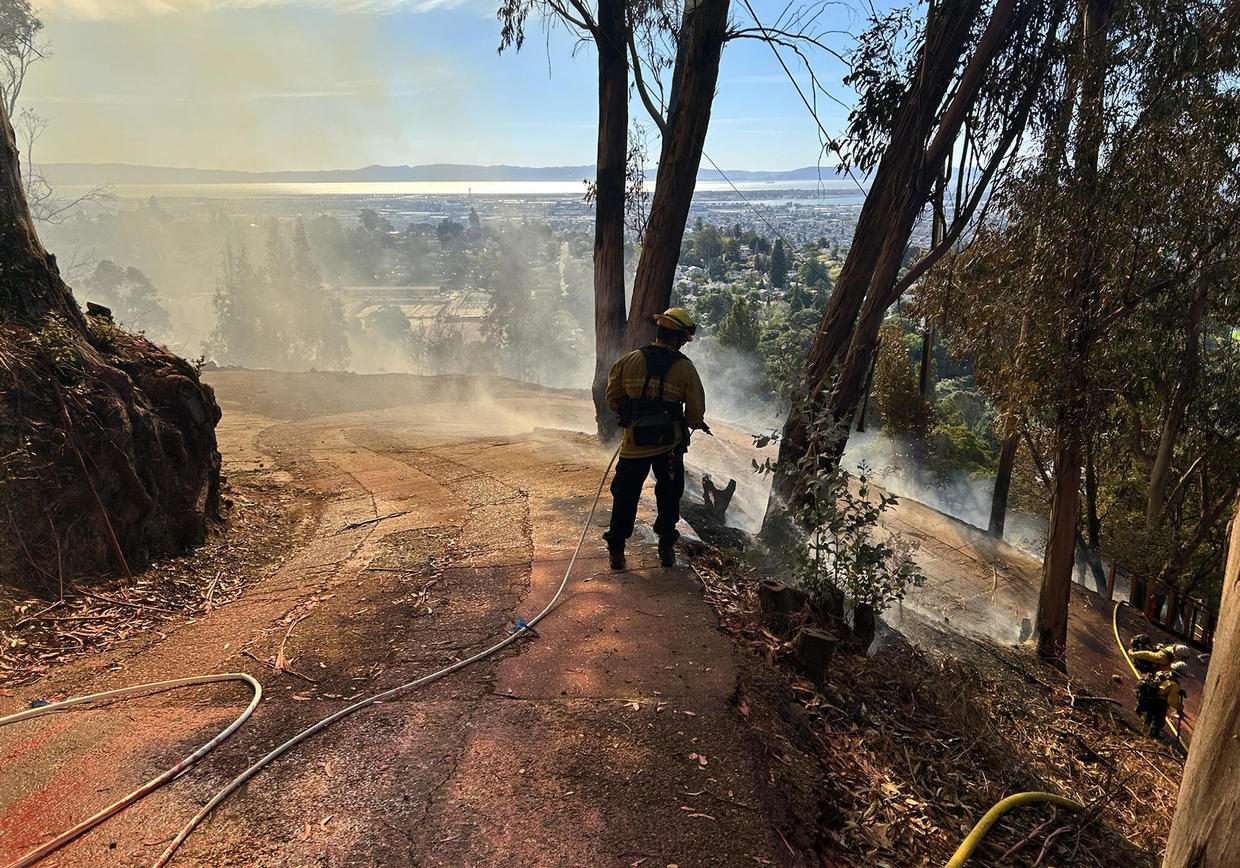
[604,450,684,547]
[1143,697,1169,738]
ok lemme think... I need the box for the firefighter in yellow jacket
[603,308,707,570]
[1131,642,1190,674]
[1135,661,1188,740]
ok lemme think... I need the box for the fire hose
[943,791,1086,868]
[944,602,1193,865]
[0,673,262,868]
[2,446,619,867]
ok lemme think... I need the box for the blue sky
[24,1,868,171]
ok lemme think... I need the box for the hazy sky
[23,1,863,171]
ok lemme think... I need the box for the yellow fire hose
[944,603,1191,866]
[944,791,1086,868]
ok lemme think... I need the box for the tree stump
[702,474,737,521]
[852,603,877,651]
[794,627,838,686]
[758,579,807,636]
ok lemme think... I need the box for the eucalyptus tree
[917,0,1240,662]
[760,0,1071,543]
[499,0,838,437]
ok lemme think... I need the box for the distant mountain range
[43,162,847,186]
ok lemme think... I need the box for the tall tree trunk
[918,324,934,396]
[1034,0,1114,663]
[855,343,879,433]
[988,433,1019,537]
[1147,281,1207,529]
[624,0,731,350]
[0,101,80,326]
[1163,496,1240,867]
[1035,389,1085,662]
[590,0,629,441]
[761,0,1024,540]
[1081,437,1108,593]
[920,172,946,397]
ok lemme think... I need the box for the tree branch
[924,0,1019,169]
[628,26,667,134]
[550,0,597,36]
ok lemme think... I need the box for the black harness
[618,345,686,448]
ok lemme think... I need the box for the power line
[738,0,867,197]
[697,148,819,269]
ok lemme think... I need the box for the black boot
[658,536,676,567]
[608,542,626,571]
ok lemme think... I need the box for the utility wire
[738,0,867,197]
[697,148,837,270]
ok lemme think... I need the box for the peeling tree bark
[1163,498,1240,868]
[624,0,731,350]
[589,0,630,441]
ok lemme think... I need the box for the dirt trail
[1,372,784,867]
[884,495,1205,735]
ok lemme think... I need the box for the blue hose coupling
[508,617,540,638]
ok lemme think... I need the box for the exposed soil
[0,372,786,867]
[0,315,222,595]
[0,462,318,687]
[0,370,1186,867]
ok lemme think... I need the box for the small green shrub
[755,402,923,619]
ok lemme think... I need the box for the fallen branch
[202,571,223,612]
[240,649,319,684]
[274,612,313,673]
[74,589,176,614]
[335,511,409,534]
[14,599,63,626]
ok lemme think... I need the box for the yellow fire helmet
[652,307,698,340]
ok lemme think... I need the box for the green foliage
[754,407,922,615]
[206,219,350,371]
[924,422,997,481]
[716,295,760,354]
[689,285,734,332]
[759,307,818,405]
[80,260,171,340]
[770,238,787,290]
[36,312,78,370]
[934,377,995,443]
[916,0,1240,603]
[85,316,121,354]
[872,320,932,436]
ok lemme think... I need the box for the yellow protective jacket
[1159,677,1185,712]
[1132,648,1176,670]
[606,343,706,459]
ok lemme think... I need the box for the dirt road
[1,372,785,867]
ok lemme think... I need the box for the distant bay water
[62,178,866,201]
